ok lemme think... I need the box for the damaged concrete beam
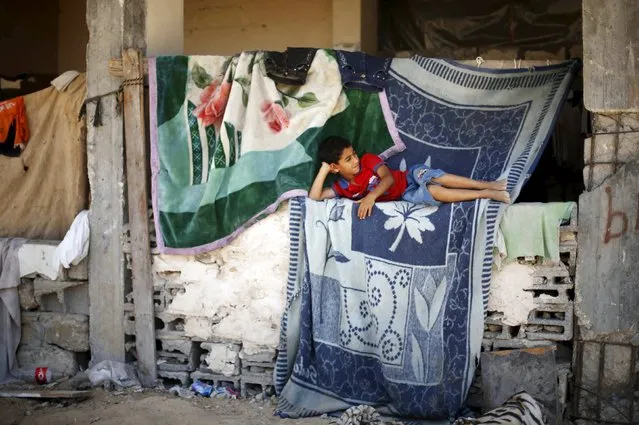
[86,0,146,365]
[32,278,87,308]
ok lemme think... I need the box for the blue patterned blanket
[274,57,579,421]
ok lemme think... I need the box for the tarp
[0,75,88,239]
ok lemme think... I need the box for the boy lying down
[309,136,510,220]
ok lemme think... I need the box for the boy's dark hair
[318,136,352,164]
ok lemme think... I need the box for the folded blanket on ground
[275,57,579,421]
[149,50,404,254]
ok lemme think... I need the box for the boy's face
[330,146,360,178]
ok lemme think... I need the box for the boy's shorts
[402,164,446,206]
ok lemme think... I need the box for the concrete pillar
[583,0,639,112]
[146,0,183,56]
[86,0,146,364]
[332,0,378,54]
[576,2,639,422]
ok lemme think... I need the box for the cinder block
[240,371,274,398]
[157,339,200,372]
[558,241,577,276]
[239,349,277,364]
[124,311,135,336]
[158,370,191,386]
[530,266,574,305]
[67,259,88,280]
[155,312,187,340]
[526,304,573,341]
[33,278,88,314]
[190,370,240,389]
[491,339,555,351]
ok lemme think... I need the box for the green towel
[497,202,575,262]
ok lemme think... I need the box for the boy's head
[318,136,360,178]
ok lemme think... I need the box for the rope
[79,77,146,127]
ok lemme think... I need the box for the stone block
[18,278,38,310]
[17,343,78,377]
[18,241,63,280]
[481,347,558,424]
[67,259,88,280]
[21,312,89,352]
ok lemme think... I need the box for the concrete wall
[0,2,59,76]
[58,0,88,73]
[184,0,333,55]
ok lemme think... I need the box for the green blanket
[496,202,576,263]
[149,50,404,253]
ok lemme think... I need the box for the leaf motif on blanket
[410,334,425,382]
[330,251,350,263]
[377,203,437,252]
[429,277,447,330]
[192,62,213,89]
[328,202,346,222]
[298,92,320,108]
[413,288,430,331]
[234,76,250,107]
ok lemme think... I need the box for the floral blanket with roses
[149,50,404,253]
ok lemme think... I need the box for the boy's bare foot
[483,179,507,191]
[482,189,511,204]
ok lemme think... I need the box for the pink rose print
[193,80,232,128]
[261,101,290,133]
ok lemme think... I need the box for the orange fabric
[0,96,29,147]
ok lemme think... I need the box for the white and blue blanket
[274,57,579,421]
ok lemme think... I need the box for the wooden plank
[109,58,149,77]
[0,390,91,399]
[583,0,639,112]
[122,48,157,387]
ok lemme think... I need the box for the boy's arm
[356,164,394,219]
[309,163,337,200]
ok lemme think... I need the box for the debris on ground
[86,360,141,389]
[169,385,195,399]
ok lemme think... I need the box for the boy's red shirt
[332,153,407,201]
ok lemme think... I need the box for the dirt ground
[0,388,328,425]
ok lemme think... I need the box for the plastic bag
[87,360,140,388]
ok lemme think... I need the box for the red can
[34,367,51,384]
